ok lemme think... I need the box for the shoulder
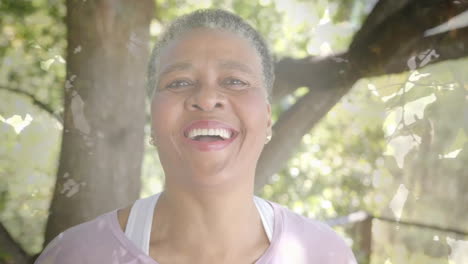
[34,211,117,264]
[270,201,357,264]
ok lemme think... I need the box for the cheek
[150,94,179,134]
[236,92,269,129]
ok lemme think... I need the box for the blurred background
[0,0,467,263]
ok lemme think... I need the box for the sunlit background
[1,0,467,263]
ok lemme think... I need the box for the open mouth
[192,135,225,142]
[185,128,237,141]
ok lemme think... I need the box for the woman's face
[151,28,271,188]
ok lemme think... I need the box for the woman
[36,9,357,264]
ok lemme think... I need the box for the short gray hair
[147,9,275,100]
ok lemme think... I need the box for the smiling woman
[35,9,357,264]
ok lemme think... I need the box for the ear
[266,102,272,134]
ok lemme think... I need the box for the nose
[185,82,225,112]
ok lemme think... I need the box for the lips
[182,120,239,151]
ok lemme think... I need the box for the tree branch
[384,25,468,75]
[350,0,412,48]
[0,86,63,123]
[256,73,358,190]
[271,54,350,103]
[348,0,468,75]
[257,0,468,190]
[0,222,31,264]
[271,0,468,103]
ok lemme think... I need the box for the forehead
[158,28,263,74]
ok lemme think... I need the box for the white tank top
[124,193,275,255]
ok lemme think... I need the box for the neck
[150,181,268,256]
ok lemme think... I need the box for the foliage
[0,1,466,264]
[0,0,65,255]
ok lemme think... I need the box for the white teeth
[187,128,232,139]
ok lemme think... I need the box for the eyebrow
[159,62,193,77]
[159,59,256,77]
[217,60,255,76]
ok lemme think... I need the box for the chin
[184,165,240,189]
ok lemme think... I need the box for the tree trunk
[0,223,31,264]
[44,0,154,245]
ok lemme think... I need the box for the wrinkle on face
[151,28,271,188]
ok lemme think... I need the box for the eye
[166,79,193,89]
[223,78,248,88]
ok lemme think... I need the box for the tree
[256,0,468,189]
[1,0,467,263]
[42,0,155,246]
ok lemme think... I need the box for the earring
[265,134,272,144]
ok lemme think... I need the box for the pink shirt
[35,201,357,264]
